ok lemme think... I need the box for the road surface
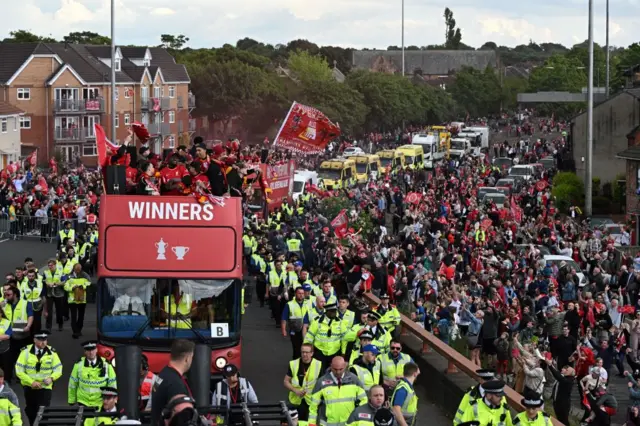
[0,239,450,425]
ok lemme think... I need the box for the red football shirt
[160,165,188,195]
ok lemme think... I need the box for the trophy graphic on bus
[155,238,168,260]
[172,246,190,260]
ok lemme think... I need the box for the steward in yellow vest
[163,292,194,330]
[345,386,390,426]
[20,269,45,332]
[391,362,420,426]
[349,345,383,391]
[0,397,21,426]
[64,265,91,339]
[284,344,323,426]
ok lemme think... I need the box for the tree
[443,8,462,49]
[63,31,110,45]
[160,34,189,50]
[287,50,333,84]
[3,30,56,43]
[480,42,497,50]
[447,66,502,117]
[286,39,320,55]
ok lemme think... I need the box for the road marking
[0,239,8,244]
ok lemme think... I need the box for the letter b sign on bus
[210,323,229,338]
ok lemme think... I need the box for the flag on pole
[94,123,119,169]
[273,102,340,154]
[27,150,37,167]
[331,209,348,239]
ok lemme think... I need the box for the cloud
[2,0,640,50]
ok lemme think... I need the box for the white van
[293,170,318,202]
[412,133,444,164]
[543,255,588,287]
[508,164,535,181]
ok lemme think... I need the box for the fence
[361,292,564,426]
[3,216,83,243]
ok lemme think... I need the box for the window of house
[169,86,176,98]
[19,116,31,129]
[13,117,17,131]
[124,88,130,99]
[168,135,175,148]
[143,58,150,67]
[124,113,130,126]
[17,88,30,100]
[114,59,121,72]
[169,111,175,123]
[637,167,640,192]
[83,143,97,157]
[115,114,119,128]
[83,88,99,99]
[1,119,6,133]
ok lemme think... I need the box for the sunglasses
[391,347,402,350]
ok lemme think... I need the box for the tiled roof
[0,42,189,85]
[0,101,23,116]
[352,50,498,75]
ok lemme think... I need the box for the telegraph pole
[401,0,405,76]
[605,0,610,98]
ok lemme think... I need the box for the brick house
[0,42,195,165]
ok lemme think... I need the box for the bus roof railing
[361,292,563,426]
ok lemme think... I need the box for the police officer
[513,391,549,426]
[346,385,392,426]
[454,369,497,426]
[68,340,117,408]
[373,295,401,334]
[15,330,63,425]
[303,302,346,371]
[458,380,512,426]
[391,362,420,426]
[84,387,119,426]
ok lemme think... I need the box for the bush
[592,177,601,196]
[552,183,584,213]
[592,196,612,214]
[552,172,584,190]
[613,173,626,206]
[602,182,613,199]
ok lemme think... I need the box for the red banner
[331,209,348,239]
[405,192,423,205]
[273,102,340,154]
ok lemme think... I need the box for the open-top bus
[95,194,243,377]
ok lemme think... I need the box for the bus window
[370,161,378,172]
[417,154,424,164]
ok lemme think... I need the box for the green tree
[443,8,462,49]
[447,66,501,117]
[63,31,110,45]
[160,34,189,50]
[287,50,333,84]
[3,30,56,43]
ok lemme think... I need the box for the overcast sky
[4,0,639,50]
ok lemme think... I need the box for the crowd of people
[0,112,635,426]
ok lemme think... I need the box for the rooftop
[351,50,498,75]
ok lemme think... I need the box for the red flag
[27,150,37,167]
[273,102,340,154]
[405,192,423,205]
[95,124,119,168]
[331,209,348,239]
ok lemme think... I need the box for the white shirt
[76,206,86,223]
[112,295,146,315]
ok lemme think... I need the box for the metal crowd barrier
[361,292,564,426]
[6,215,82,243]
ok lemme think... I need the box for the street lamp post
[606,0,610,98]
[110,0,116,141]
[401,0,405,76]
[586,0,594,216]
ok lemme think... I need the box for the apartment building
[0,101,23,169]
[0,42,195,165]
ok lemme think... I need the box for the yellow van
[377,150,405,175]
[347,154,382,183]
[318,158,356,189]
[396,145,425,169]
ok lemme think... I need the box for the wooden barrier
[362,293,564,426]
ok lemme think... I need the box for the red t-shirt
[160,165,188,195]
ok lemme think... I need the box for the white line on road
[0,239,8,244]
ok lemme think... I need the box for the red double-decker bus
[95,194,243,376]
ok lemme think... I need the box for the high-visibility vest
[0,397,20,426]
[139,371,158,410]
[308,372,367,425]
[351,361,382,391]
[303,314,345,356]
[15,344,63,390]
[163,294,192,329]
[4,300,29,338]
[288,358,322,406]
[513,412,551,426]
[286,300,308,332]
[380,352,412,381]
[83,408,117,426]
[475,229,486,243]
[68,357,117,408]
[59,228,75,243]
[64,275,90,304]
[392,379,418,425]
[460,398,511,426]
[20,278,44,311]
[268,270,286,294]
[287,238,301,252]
